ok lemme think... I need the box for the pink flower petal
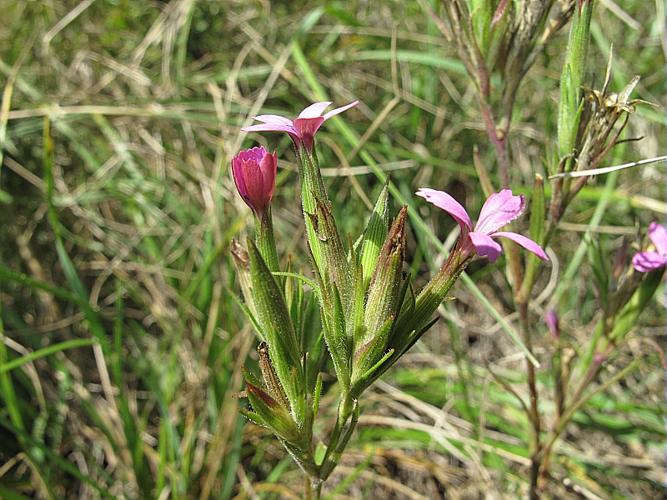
[648,222,667,256]
[260,151,278,202]
[493,231,549,261]
[232,155,249,201]
[253,114,294,126]
[415,188,473,231]
[475,189,525,235]
[323,100,359,120]
[469,231,503,261]
[298,101,333,118]
[241,123,298,134]
[632,251,667,272]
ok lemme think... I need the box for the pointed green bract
[359,183,390,286]
[246,238,305,423]
[360,207,407,346]
[609,268,664,341]
[394,248,471,340]
[244,382,302,445]
[314,198,351,307]
[326,283,351,391]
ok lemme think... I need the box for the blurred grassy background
[0,0,665,498]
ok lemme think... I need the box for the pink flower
[416,188,549,262]
[242,101,359,151]
[632,222,667,272]
[232,146,277,216]
[544,309,559,339]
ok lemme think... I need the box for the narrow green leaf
[246,239,304,421]
[0,338,96,374]
[359,183,390,286]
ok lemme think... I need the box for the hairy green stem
[255,208,279,273]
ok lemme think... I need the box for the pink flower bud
[232,146,277,216]
[544,309,559,339]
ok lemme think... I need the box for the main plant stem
[518,301,541,500]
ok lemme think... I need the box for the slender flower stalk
[632,222,667,272]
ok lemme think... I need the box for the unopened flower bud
[232,146,277,216]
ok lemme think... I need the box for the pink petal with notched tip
[648,222,667,256]
[415,188,473,231]
[298,101,333,118]
[469,231,503,261]
[323,100,359,120]
[475,189,525,235]
[492,231,549,261]
[632,251,667,272]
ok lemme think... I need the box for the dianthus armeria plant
[231,101,548,497]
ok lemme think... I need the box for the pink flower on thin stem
[632,222,667,272]
[242,101,359,151]
[232,146,277,216]
[416,188,549,262]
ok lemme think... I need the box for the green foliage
[0,0,664,498]
[558,0,594,157]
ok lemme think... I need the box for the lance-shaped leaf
[359,183,390,286]
[246,238,304,421]
[360,207,407,346]
[609,268,664,341]
[557,0,593,157]
[231,240,258,320]
[352,315,395,388]
[258,342,290,410]
[470,0,492,56]
[321,283,351,391]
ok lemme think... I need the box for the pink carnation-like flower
[242,101,359,151]
[632,222,667,272]
[416,188,549,262]
[232,146,277,216]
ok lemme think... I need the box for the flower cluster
[231,100,550,493]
